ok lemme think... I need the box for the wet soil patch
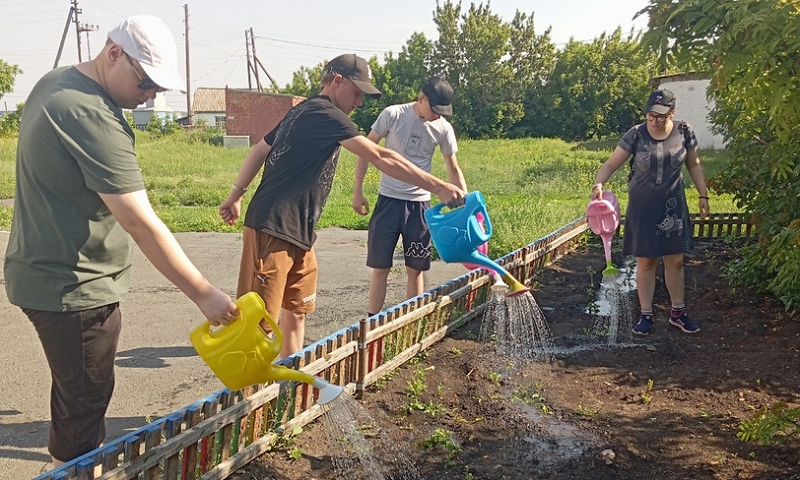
[232,239,800,480]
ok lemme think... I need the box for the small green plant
[512,386,551,415]
[375,369,399,390]
[737,402,800,444]
[488,371,502,385]
[463,466,475,480]
[287,445,302,461]
[421,428,462,468]
[404,367,427,413]
[641,379,654,404]
[575,404,601,417]
[699,408,710,418]
[450,347,463,355]
[408,350,430,365]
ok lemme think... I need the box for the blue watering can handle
[427,201,446,220]
[475,203,491,241]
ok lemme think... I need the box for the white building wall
[194,112,225,126]
[655,79,726,150]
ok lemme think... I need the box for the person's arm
[591,146,631,200]
[340,135,465,207]
[685,147,710,218]
[99,190,238,325]
[352,130,382,216]
[442,152,467,192]
[219,139,272,226]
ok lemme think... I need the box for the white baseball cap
[107,15,185,92]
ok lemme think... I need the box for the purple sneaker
[669,312,700,333]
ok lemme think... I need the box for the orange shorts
[237,227,318,320]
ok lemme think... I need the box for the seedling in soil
[421,428,462,468]
[287,446,302,461]
[405,367,427,413]
[450,347,463,355]
[488,371,502,385]
[463,466,475,479]
[409,350,430,365]
[575,404,601,417]
[513,386,552,415]
[375,369,399,390]
[641,379,655,404]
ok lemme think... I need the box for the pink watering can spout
[586,190,621,276]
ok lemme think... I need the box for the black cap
[645,89,676,115]
[325,54,382,99]
[421,77,454,116]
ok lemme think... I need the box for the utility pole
[72,0,82,62]
[248,29,279,92]
[244,30,253,90]
[184,4,192,125]
[249,28,262,92]
[78,22,99,59]
[54,6,75,68]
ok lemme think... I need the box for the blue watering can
[425,191,529,296]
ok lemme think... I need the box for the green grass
[0,133,739,257]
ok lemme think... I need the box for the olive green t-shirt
[4,66,145,311]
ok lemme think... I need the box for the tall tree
[283,63,325,98]
[381,32,434,106]
[430,1,554,138]
[640,0,800,311]
[0,59,22,101]
[534,28,654,140]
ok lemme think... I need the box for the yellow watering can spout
[190,292,343,405]
[500,272,530,297]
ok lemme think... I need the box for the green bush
[0,103,23,137]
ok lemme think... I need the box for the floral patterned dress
[617,121,698,258]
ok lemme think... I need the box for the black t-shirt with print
[244,95,360,250]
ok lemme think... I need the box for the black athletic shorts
[367,195,431,271]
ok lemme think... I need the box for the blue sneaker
[669,312,700,333]
[633,314,653,335]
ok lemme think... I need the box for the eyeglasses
[646,112,670,122]
[123,53,161,91]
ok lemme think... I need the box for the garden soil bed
[232,239,800,480]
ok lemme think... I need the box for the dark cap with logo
[421,77,454,116]
[645,89,676,114]
[325,53,382,99]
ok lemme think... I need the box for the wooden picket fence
[33,212,753,480]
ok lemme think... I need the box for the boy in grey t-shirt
[353,77,468,316]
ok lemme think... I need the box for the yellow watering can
[190,292,343,405]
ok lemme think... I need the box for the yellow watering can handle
[234,292,283,345]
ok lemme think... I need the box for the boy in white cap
[219,55,466,358]
[352,77,466,317]
[4,15,238,467]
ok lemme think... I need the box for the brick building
[225,89,305,146]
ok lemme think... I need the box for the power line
[254,35,390,55]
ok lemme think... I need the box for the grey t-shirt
[371,103,458,201]
[4,66,144,311]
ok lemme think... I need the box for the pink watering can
[585,190,621,276]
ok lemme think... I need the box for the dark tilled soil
[232,239,800,480]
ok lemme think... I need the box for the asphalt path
[0,228,468,479]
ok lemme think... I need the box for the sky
[1,0,651,112]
